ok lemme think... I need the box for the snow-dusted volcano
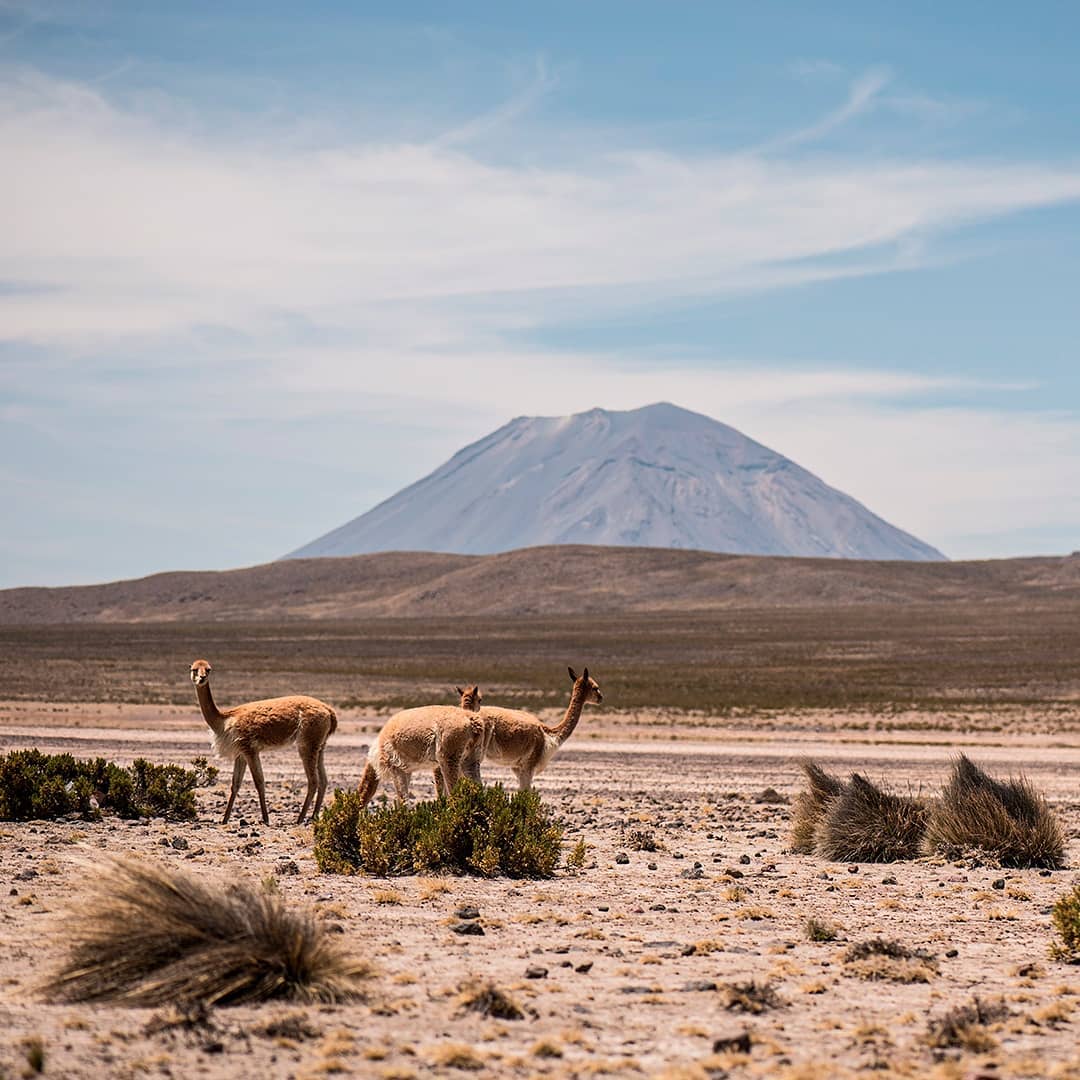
[286,403,945,562]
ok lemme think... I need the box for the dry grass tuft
[41,857,373,1007]
[843,938,937,983]
[791,762,844,853]
[1050,883,1080,963]
[456,979,525,1020]
[805,917,839,943]
[720,980,784,1013]
[814,773,928,862]
[924,755,1066,869]
[925,997,1009,1051]
[428,1042,484,1070]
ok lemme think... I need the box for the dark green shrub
[0,750,200,821]
[314,781,563,879]
[1050,884,1080,963]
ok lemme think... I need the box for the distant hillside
[287,403,946,562]
[3,546,1079,624]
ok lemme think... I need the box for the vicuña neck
[544,681,586,746]
[195,681,226,735]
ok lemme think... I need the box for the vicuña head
[568,666,602,705]
[190,659,211,686]
[455,685,482,712]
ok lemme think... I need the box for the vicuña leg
[223,756,247,823]
[247,752,270,825]
[297,745,319,825]
[312,746,329,819]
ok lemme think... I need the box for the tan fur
[358,684,487,809]
[189,659,337,826]
[480,667,602,790]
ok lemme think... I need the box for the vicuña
[190,659,337,825]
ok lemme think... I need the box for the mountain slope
[286,403,944,561]
[5,547,1080,624]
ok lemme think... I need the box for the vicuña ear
[583,667,589,681]
[455,686,464,696]
[568,666,578,681]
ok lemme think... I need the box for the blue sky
[2,1,1079,587]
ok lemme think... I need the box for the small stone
[275,858,300,876]
[725,868,744,879]
[713,1031,752,1054]
[991,878,1006,890]
[170,836,189,851]
[945,948,958,958]
[455,905,481,920]
[525,966,548,979]
[451,921,484,936]
[597,905,609,912]
[575,962,593,974]
[738,854,751,865]
[680,865,705,880]
[680,944,696,956]
[647,862,658,870]
[847,865,859,874]
[881,876,897,885]
[681,980,718,992]
[14,869,38,881]
[614,853,630,865]
[620,985,653,994]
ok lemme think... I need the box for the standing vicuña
[480,667,602,789]
[190,659,337,825]
[357,685,486,808]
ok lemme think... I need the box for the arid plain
[3,553,1080,1079]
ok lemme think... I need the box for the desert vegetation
[314,780,564,878]
[42,857,372,1006]
[793,755,1066,869]
[1050,883,1080,963]
[0,750,211,821]
[923,754,1066,869]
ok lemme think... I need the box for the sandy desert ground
[1,701,1079,1079]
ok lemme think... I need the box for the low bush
[42,858,371,1007]
[314,780,563,878]
[924,755,1065,869]
[925,997,1009,1051]
[1050,883,1080,963]
[0,750,202,821]
[790,762,844,854]
[814,773,928,862]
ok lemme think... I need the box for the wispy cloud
[759,66,892,151]
[4,67,1080,350]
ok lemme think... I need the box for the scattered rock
[574,962,593,974]
[991,878,1006,890]
[525,966,548,979]
[455,905,481,920]
[451,921,485,936]
[170,836,189,851]
[754,788,788,804]
[681,980,718,992]
[738,854,751,865]
[275,859,300,876]
[614,852,630,864]
[713,1031,752,1054]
